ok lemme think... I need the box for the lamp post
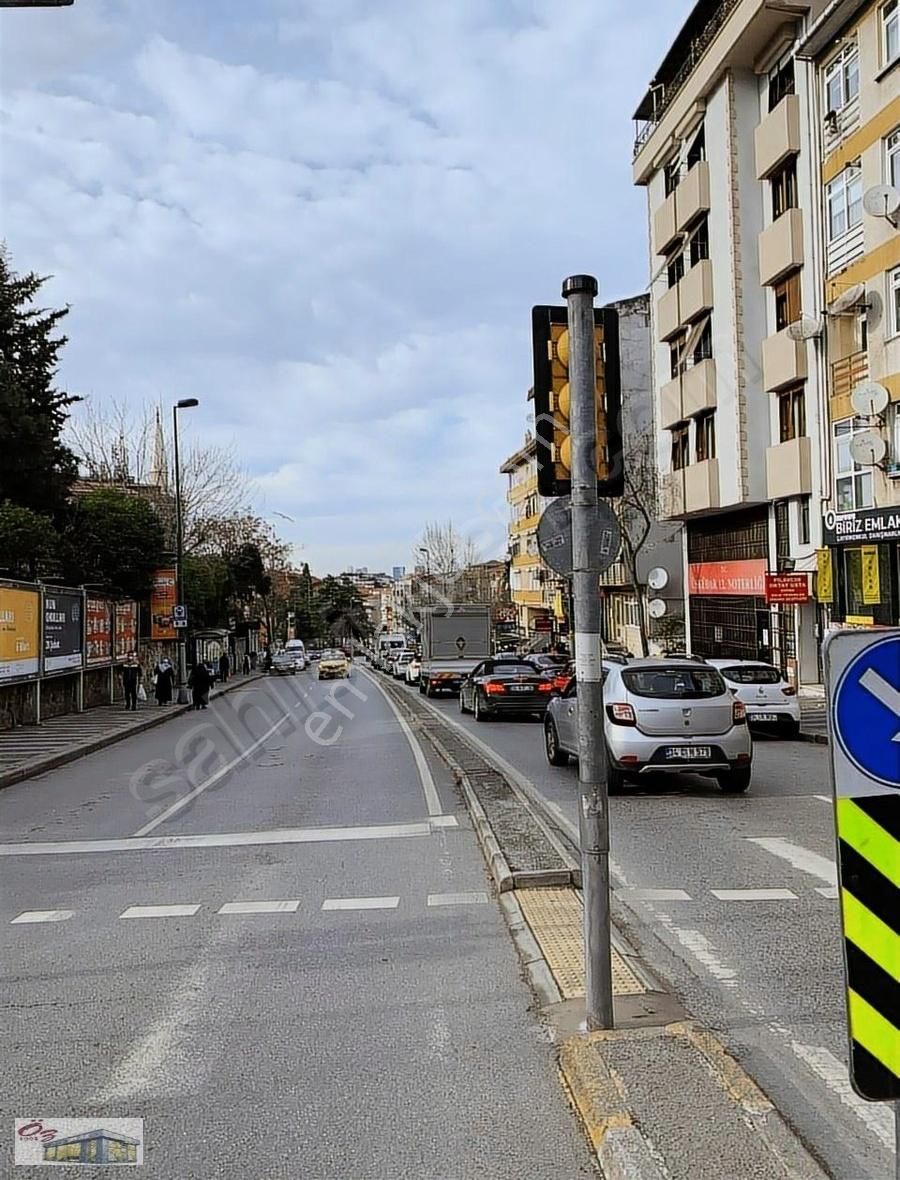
[0,2,75,7]
[173,398,198,703]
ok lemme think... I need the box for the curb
[499,892,563,1008]
[798,731,828,745]
[0,673,265,791]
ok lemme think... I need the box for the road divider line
[217,900,300,914]
[10,910,74,924]
[360,667,442,816]
[322,896,400,911]
[710,888,798,901]
[426,891,489,906]
[615,888,691,902]
[120,904,202,919]
[746,837,837,886]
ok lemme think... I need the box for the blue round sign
[833,634,900,789]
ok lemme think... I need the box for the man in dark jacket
[218,651,230,683]
[188,661,212,710]
[121,653,142,711]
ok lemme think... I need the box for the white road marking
[815,886,839,899]
[217,900,299,914]
[119,904,201,919]
[430,814,458,828]
[0,818,457,857]
[426,891,489,906]
[132,710,296,837]
[11,909,74,924]
[790,1041,895,1150]
[668,927,738,987]
[813,795,832,803]
[858,667,900,741]
[360,668,442,816]
[746,837,837,886]
[322,896,400,911]
[615,888,692,902]
[710,888,798,901]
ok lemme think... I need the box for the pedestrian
[218,650,230,683]
[121,652,142,712]
[188,660,212,710]
[242,652,251,676]
[153,657,175,705]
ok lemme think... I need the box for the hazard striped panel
[836,795,900,1101]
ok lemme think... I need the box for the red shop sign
[764,573,810,605]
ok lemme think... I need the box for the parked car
[391,650,416,679]
[706,659,800,737]
[523,653,571,675]
[318,649,351,680]
[405,656,421,686]
[270,651,298,676]
[307,649,322,662]
[458,658,555,721]
[543,658,752,793]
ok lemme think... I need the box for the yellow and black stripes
[836,795,900,1101]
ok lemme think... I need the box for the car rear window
[720,665,781,685]
[488,662,538,676]
[622,667,725,699]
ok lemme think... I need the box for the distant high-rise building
[392,566,406,581]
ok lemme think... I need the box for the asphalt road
[407,678,894,1180]
[0,671,596,1179]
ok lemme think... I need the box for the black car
[458,658,555,721]
[523,653,570,674]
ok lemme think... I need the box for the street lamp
[173,398,198,703]
[0,2,75,6]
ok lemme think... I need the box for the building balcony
[684,458,720,513]
[682,358,717,418]
[675,160,710,234]
[758,208,804,287]
[680,258,713,324]
[754,94,800,180]
[654,189,679,255]
[660,375,683,430]
[762,328,807,392]
[766,435,812,500]
[657,282,683,342]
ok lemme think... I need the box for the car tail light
[607,702,636,726]
[537,680,554,693]
[733,699,747,724]
[782,686,796,696]
[552,674,570,692]
[484,681,507,696]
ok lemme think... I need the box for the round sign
[833,634,900,789]
[536,496,622,577]
[648,598,667,619]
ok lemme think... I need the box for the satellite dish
[863,184,900,228]
[786,314,823,341]
[848,430,887,467]
[647,567,669,591]
[648,598,667,619]
[851,380,890,417]
[828,282,868,316]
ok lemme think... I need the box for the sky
[0,0,693,575]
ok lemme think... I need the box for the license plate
[666,746,711,760]
[752,713,778,722]
[509,685,533,693]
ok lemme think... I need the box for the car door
[557,680,578,752]
[465,662,487,708]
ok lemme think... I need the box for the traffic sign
[825,629,900,1103]
[536,496,621,578]
[173,605,187,620]
[173,619,188,629]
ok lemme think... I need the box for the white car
[706,659,800,737]
[405,657,421,685]
[391,650,416,679]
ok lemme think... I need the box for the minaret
[149,406,169,491]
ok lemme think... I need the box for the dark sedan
[458,659,555,721]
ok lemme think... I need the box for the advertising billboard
[0,586,40,682]
[85,597,112,666]
[150,569,177,640]
[114,601,138,660]
[43,590,83,674]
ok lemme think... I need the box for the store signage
[533,616,553,632]
[861,546,881,605]
[764,573,810,605]
[823,507,900,547]
[86,598,113,665]
[150,569,177,640]
[42,590,83,673]
[817,548,834,604]
[688,559,767,597]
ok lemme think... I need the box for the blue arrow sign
[833,633,900,789]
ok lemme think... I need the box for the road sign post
[824,629,900,1173]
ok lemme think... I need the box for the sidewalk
[0,672,263,790]
[799,697,828,744]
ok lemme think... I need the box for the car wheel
[544,720,568,766]
[459,690,469,714]
[717,766,751,793]
[474,692,489,722]
[607,764,626,793]
[425,681,434,697]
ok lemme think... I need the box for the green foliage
[227,542,271,602]
[184,554,231,629]
[313,575,372,643]
[0,248,79,518]
[62,488,166,600]
[0,501,58,580]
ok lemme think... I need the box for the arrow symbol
[859,667,900,741]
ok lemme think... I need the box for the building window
[768,58,795,111]
[778,386,806,442]
[695,412,716,462]
[798,496,811,546]
[691,320,713,365]
[689,217,709,266]
[884,0,899,66]
[824,45,859,113]
[774,272,802,331]
[834,419,875,511]
[686,125,706,170]
[826,166,863,240]
[889,266,900,337]
[775,500,790,560]
[771,158,798,220]
[670,333,686,379]
[671,424,689,471]
[886,128,900,187]
[666,246,685,289]
[664,158,680,196]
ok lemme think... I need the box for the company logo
[15,1119,143,1166]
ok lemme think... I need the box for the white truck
[418,605,492,697]
[375,633,406,671]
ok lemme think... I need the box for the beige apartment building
[634,0,833,685]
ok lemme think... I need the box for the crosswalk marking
[119,904,202,919]
[710,889,798,901]
[615,888,691,902]
[11,910,74,924]
[745,837,837,886]
[815,886,839,899]
[790,1041,894,1150]
[217,901,300,915]
[322,896,400,911]
[427,891,489,906]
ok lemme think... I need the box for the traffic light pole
[563,273,614,1031]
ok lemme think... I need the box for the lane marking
[0,818,457,857]
[746,837,837,886]
[790,1041,894,1150]
[322,896,400,911]
[217,900,299,915]
[710,888,798,901]
[427,891,490,906]
[813,795,832,803]
[119,904,202,919]
[615,888,692,902]
[360,668,442,816]
[815,886,839,899]
[11,909,74,924]
[430,814,458,828]
[132,709,296,837]
[668,927,738,987]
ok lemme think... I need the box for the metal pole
[895,1103,899,1180]
[173,406,188,705]
[563,273,614,1031]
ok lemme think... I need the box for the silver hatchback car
[543,658,752,793]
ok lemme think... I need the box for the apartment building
[634,0,830,685]
[798,0,900,625]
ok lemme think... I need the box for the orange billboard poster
[0,586,40,681]
[150,569,177,640]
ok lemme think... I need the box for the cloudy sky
[1,0,691,574]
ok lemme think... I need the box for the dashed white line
[426,891,489,906]
[668,927,738,987]
[322,896,400,911]
[119,904,202,920]
[813,795,832,804]
[217,900,300,915]
[746,837,838,887]
[616,888,692,902]
[11,909,74,924]
[790,1041,895,1150]
[710,888,798,901]
[815,886,839,900]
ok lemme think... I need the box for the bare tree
[613,441,657,658]
[415,521,481,576]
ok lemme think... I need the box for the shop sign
[150,569,177,640]
[817,548,834,604]
[0,586,40,682]
[86,598,113,665]
[861,546,881,606]
[533,616,553,632]
[823,507,900,546]
[764,573,810,605]
[687,559,767,597]
[42,590,83,673]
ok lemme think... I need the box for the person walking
[188,660,212,710]
[242,651,251,676]
[153,657,175,705]
[218,650,230,683]
[121,652,142,711]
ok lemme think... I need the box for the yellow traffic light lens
[555,329,569,368]
[557,381,570,420]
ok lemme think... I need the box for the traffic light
[531,305,623,498]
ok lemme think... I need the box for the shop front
[821,507,900,627]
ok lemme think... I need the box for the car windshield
[622,667,725,699]
[720,665,782,685]
[322,650,345,660]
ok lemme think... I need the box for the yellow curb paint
[669,1022,773,1116]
